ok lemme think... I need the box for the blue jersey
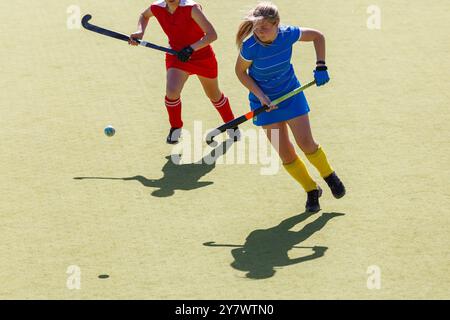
[240,25,302,101]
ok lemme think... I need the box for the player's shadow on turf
[203,211,344,279]
[74,139,234,197]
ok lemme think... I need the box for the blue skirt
[249,87,310,126]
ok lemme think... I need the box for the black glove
[176,46,194,62]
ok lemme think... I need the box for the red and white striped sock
[165,96,183,128]
[212,93,235,123]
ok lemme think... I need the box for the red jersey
[150,0,214,59]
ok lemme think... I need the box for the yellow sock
[306,145,334,178]
[283,157,317,192]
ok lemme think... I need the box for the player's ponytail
[236,21,254,48]
[236,2,280,48]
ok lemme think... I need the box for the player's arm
[235,56,275,110]
[299,28,326,66]
[190,5,218,51]
[129,7,154,45]
[299,28,330,86]
[235,56,260,97]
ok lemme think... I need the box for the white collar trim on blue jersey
[153,0,197,8]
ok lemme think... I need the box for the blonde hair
[236,2,280,48]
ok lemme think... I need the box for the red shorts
[165,50,218,79]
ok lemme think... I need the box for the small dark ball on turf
[104,125,115,137]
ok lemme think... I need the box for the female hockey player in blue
[235,2,346,212]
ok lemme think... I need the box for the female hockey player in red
[129,0,240,144]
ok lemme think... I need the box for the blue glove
[313,66,330,86]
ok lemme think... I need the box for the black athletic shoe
[226,126,241,142]
[306,186,322,213]
[166,127,182,144]
[324,172,346,199]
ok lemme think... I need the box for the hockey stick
[81,14,177,55]
[205,80,317,145]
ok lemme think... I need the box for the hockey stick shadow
[204,211,345,279]
[74,139,234,197]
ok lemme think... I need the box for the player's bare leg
[165,68,189,144]
[198,75,240,141]
[288,115,345,199]
[263,121,322,212]
[263,122,297,164]
[286,114,318,154]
